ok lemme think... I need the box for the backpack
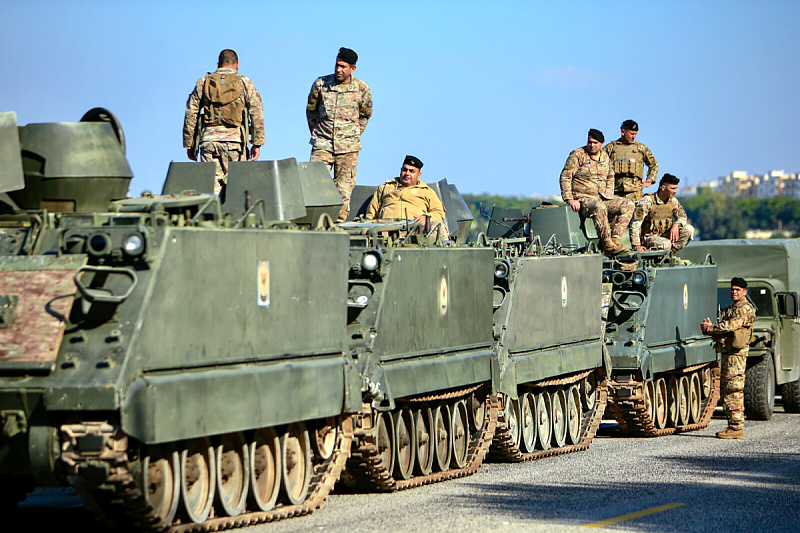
[202,71,244,127]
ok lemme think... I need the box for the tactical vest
[641,194,674,236]
[202,71,244,128]
[610,142,644,180]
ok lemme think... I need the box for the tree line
[462,189,800,241]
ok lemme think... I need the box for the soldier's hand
[634,245,646,251]
[670,223,680,242]
[187,148,197,161]
[567,199,581,212]
[701,317,712,333]
[640,180,653,188]
[249,146,261,161]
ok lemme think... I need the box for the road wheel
[744,354,775,420]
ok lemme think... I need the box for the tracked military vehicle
[484,204,719,437]
[680,239,800,419]
[479,205,609,461]
[0,110,362,530]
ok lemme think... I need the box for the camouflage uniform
[183,68,265,194]
[307,74,373,221]
[707,298,756,431]
[603,139,658,201]
[365,179,447,234]
[559,147,634,250]
[630,193,694,252]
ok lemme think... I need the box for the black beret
[731,277,748,289]
[588,128,604,143]
[621,119,639,131]
[337,47,358,65]
[403,155,423,169]
[660,173,680,185]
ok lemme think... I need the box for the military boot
[716,427,744,439]
[603,238,628,256]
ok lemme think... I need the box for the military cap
[731,277,748,289]
[660,173,680,185]
[403,155,423,169]
[337,47,358,65]
[588,128,604,143]
[621,119,639,131]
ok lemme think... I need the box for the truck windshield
[716,286,774,318]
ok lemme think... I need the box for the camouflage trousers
[576,195,635,246]
[311,148,359,222]
[201,141,245,195]
[641,224,695,252]
[616,188,644,202]
[720,351,747,430]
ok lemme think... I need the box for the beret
[661,173,680,185]
[621,119,639,131]
[588,128,604,143]
[337,47,358,65]
[731,277,748,289]
[403,155,423,169]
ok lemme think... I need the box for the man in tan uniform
[560,129,634,255]
[630,173,694,253]
[183,49,265,194]
[701,277,756,439]
[307,47,373,221]
[603,119,658,201]
[366,155,447,235]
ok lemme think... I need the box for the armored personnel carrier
[0,110,362,530]
[680,239,800,419]
[479,205,609,460]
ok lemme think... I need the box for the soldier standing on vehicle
[183,49,265,195]
[365,155,447,236]
[603,119,658,201]
[560,129,634,256]
[701,277,756,439]
[306,47,373,222]
[629,173,694,253]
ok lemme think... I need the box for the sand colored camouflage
[306,74,372,154]
[311,148,359,222]
[630,193,693,251]
[603,139,658,201]
[707,298,756,430]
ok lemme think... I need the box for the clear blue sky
[3,1,799,198]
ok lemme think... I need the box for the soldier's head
[620,119,638,144]
[218,49,239,71]
[730,277,748,302]
[658,174,680,200]
[586,129,604,155]
[335,47,358,83]
[399,155,423,187]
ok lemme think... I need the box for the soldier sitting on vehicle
[365,155,448,236]
[629,173,694,253]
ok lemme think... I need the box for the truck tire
[744,353,775,420]
[782,378,800,413]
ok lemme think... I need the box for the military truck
[0,110,362,530]
[680,239,800,419]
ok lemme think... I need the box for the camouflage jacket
[306,74,372,154]
[365,179,446,225]
[707,298,756,354]
[183,68,266,148]
[630,193,689,246]
[559,147,614,201]
[603,139,658,191]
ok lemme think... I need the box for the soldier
[630,173,694,253]
[307,47,373,222]
[183,49,265,195]
[701,277,756,439]
[560,129,634,255]
[603,119,658,201]
[365,155,447,235]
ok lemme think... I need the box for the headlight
[494,259,511,279]
[123,233,145,256]
[362,250,381,272]
[87,232,112,257]
[632,270,647,285]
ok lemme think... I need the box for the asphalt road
[16,404,800,532]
